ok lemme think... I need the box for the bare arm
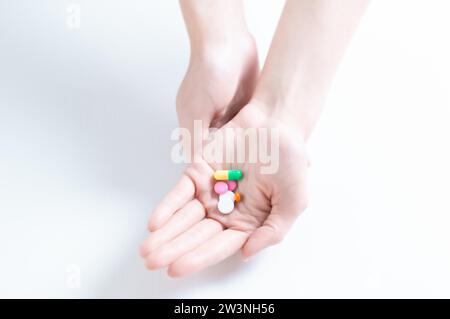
[253,0,370,139]
[176,0,258,134]
[141,0,370,276]
[179,0,249,56]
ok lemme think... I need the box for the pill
[226,180,237,191]
[234,192,241,202]
[219,191,235,202]
[214,170,243,181]
[218,197,234,214]
[213,181,228,195]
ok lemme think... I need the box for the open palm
[140,105,309,277]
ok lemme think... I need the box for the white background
[1,0,449,298]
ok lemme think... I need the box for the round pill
[234,192,241,202]
[219,191,235,201]
[226,180,237,191]
[218,198,234,214]
[213,181,228,195]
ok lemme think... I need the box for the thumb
[241,201,306,259]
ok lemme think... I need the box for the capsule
[214,170,243,181]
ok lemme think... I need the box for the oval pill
[214,170,243,181]
[234,192,241,202]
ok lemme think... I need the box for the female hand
[140,103,309,277]
[141,0,368,277]
[176,35,259,134]
[176,1,259,134]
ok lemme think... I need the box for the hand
[176,35,259,134]
[140,102,309,277]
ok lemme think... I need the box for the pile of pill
[213,170,243,214]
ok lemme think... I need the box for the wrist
[181,0,250,58]
[188,33,255,66]
[250,82,327,141]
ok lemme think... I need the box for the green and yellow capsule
[214,170,243,181]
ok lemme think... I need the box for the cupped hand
[176,35,259,134]
[140,103,309,277]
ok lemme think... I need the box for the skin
[141,0,369,277]
[176,0,259,134]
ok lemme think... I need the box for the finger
[145,218,223,270]
[240,212,293,259]
[241,200,307,259]
[141,199,205,257]
[148,174,195,231]
[168,229,249,277]
[242,164,309,259]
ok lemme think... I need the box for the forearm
[179,0,250,57]
[253,0,369,139]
